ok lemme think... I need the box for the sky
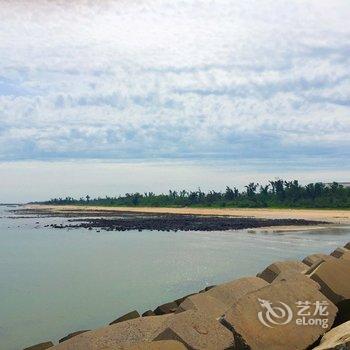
[0,0,350,202]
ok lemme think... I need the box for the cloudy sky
[0,0,349,201]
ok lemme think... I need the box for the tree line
[41,180,350,209]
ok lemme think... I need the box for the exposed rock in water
[59,330,90,343]
[49,214,327,232]
[23,342,54,350]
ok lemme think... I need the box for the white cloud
[0,0,349,163]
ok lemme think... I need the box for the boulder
[125,340,188,349]
[109,310,140,325]
[23,342,54,350]
[222,281,337,350]
[59,330,90,343]
[142,310,156,317]
[272,270,320,290]
[309,259,350,325]
[206,277,268,307]
[330,247,349,259]
[154,301,178,315]
[303,254,336,267]
[312,320,350,349]
[199,285,216,293]
[174,293,197,306]
[50,315,171,350]
[345,242,350,250]
[176,293,228,318]
[153,310,234,349]
[309,259,350,304]
[257,260,308,283]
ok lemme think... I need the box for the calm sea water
[1,205,350,350]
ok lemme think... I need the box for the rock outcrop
[222,281,337,350]
[257,260,308,283]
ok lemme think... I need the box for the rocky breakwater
[24,242,350,350]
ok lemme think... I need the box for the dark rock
[49,214,327,232]
[154,301,178,315]
[109,310,140,325]
[23,341,54,350]
[330,247,349,258]
[174,293,196,306]
[199,285,216,293]
[59,330,90,343]
[142,310,156,317]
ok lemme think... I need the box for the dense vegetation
[41,180,350,209]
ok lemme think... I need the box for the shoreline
[14,204,337,232]
[24,204,350,224]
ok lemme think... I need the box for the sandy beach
[24,204,350,225]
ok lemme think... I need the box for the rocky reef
[24,242,350,350]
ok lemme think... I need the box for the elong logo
[257,298,330,329]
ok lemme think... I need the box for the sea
[0,204,350,350]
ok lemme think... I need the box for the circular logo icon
[258,298,293,328]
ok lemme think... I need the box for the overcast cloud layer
[0,0,350,164]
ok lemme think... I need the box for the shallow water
[0,205,350,350]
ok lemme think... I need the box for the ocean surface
[1,205,350,350]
